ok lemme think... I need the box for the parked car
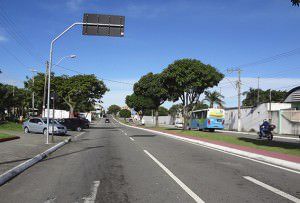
[175,121,183,128]
[58,118,86,132]
[105,118,110,123]
[79,117,90,128]
[23,117,67,135]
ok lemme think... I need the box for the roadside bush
[119,109,131,118]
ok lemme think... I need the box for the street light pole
[46,20,124,144]
[29,68,37,117]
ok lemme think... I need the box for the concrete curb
[114,118,300,173]
[0,137,71,186]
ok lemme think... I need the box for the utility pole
[227,68,242,132]
[269,89,272,122]
[257,76,260,105]
[29,68,37,116]
[42,62,49,117]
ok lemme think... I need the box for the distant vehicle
[105,118,110,123]
[58,118,86,132]
[188,108,225,132]
[258,123,276,141]
[175,121,183,128]
[23,117,67,135]
[79,117,90,128]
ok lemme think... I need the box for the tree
[119,109,131,118]
[193,101,209,111]
[134,73,168,127]
[203,90,224,108]
[125,93,155,119]
[107,104,121,115]
[242,88,287,106]
[158,106,169,116]
[161,59,224,129]
[55,74,108,116]
[169,104,183,117]
[292,0,300,6]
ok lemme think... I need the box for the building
[284,86,300,109]
[224,86,300,136]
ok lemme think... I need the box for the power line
[235,47,300,68]
[54,64,135,85]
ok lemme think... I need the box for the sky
[0,0,299,109]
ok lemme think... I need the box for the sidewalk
[0,130,75,175]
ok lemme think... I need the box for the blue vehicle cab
[188,108,225,132]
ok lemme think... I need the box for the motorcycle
[258,124,276,140]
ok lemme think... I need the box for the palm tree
[203,90,225,108]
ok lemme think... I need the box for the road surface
[0,118,299,203]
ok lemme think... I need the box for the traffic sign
[82,13,125,37]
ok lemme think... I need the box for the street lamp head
[69,54,76,58]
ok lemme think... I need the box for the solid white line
[129,137,134,141]
[143,150,205,203]
[178,138,300,175]
[244,176,300,202]
[74,132,85,139]
[83,180,100,203]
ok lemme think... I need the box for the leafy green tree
[107,104,121,115]
[125,93,155,119]
[55,74,108,116]
[161,59,224,129]
[119,109,131,118]
[169,104,183,118]
[134,72,168,127]
[203,90,224,108]
[158,106,169,116]
[193,101,209,111]
[292,0,300,6]
[242,88,287,106]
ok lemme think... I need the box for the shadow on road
[90,127,119,130]
[42,145,105,161]
[238,137,300,150]
[0,157,31,165]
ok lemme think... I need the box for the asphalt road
[0,118,299,203]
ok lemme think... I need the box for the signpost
[46,13,125,144]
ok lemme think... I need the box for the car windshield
[42,119,58,124]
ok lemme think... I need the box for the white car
[175,122,183,128]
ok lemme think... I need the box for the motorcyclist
[259,119,270,139]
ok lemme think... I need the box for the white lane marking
[129,137,134,141]
[244,176,300,202]
[74,132,85,139]
[115,118,300,174]
[83,180,100,203]
[124,132,128,136]
[274,136,299,141]
[181,139,300,175]
[143,150,205,203]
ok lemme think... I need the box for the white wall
[143,116,172,125]
[43,109,70,119]
[224,103,292,133]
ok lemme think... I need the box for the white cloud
[0,34,7,42]
[66,0,84,11]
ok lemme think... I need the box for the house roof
[284,86,300,103]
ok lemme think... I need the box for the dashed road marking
[124,133,128,136]
[129,137,134,141]
[73,132,85,140]
[83,180,100,203]
[144,150,205,203]
[244,176,300,203]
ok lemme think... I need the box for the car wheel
[24,127,30,134]
[76,127,82,132]
[43,128,48,135]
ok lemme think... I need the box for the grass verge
[0,122,23,131]
[147,127,300,157]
